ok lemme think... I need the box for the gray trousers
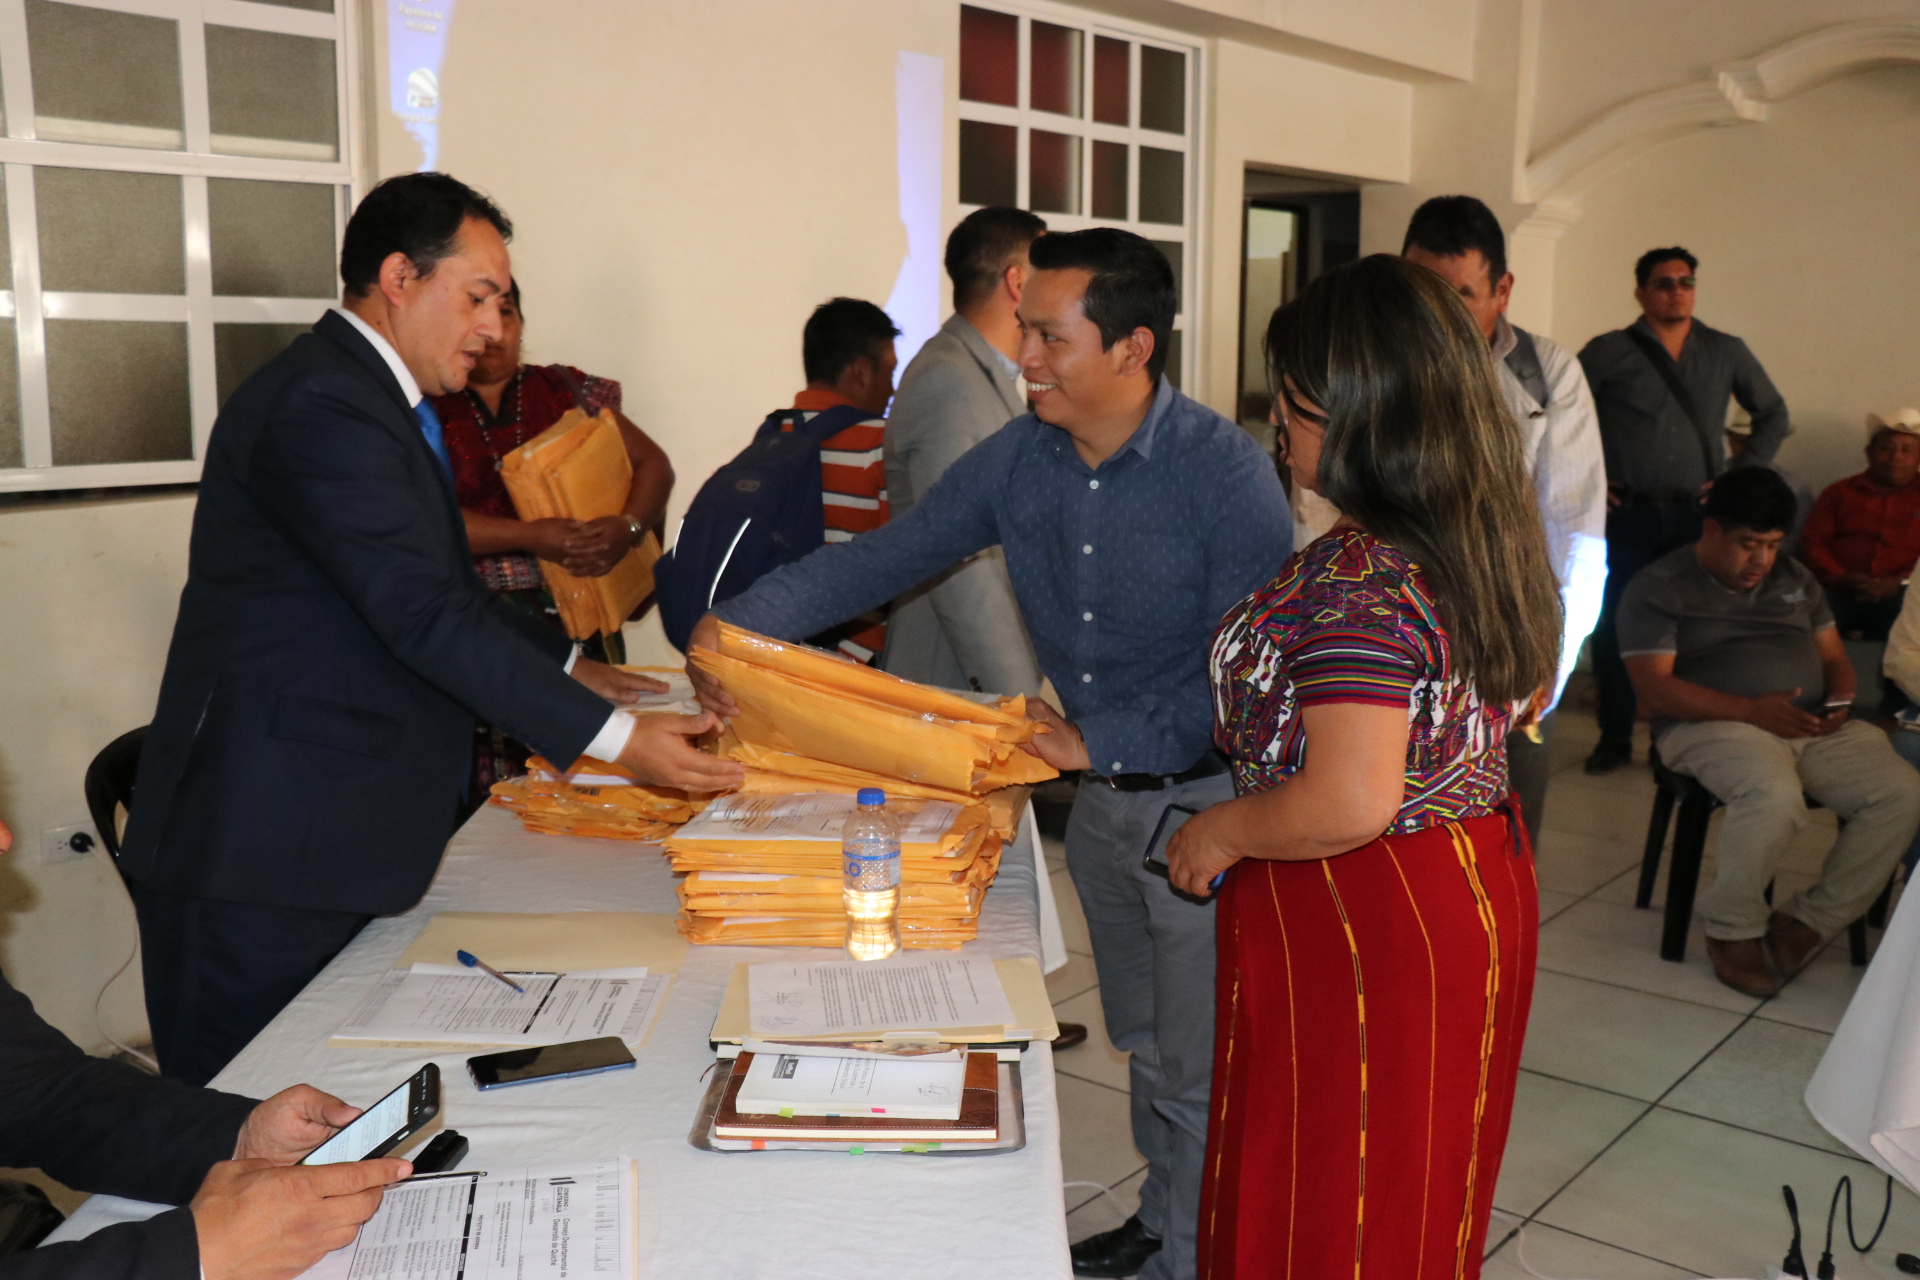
[1065,771,1235,1280]
[1659,719,1920,939]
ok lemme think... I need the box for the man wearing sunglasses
[1578,247,1791,775]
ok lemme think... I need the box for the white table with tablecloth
[46,802,1072,1279]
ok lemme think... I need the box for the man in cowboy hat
[1801,408,1920,641]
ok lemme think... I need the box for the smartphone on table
[467,1036,636,1091]
[301,1063,440,1165]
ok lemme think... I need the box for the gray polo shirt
[1617,546,1835,736]
[1579,317,1789,493]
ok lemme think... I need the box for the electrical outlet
[32,822,101,868]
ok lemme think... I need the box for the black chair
[83,725,147,860]
[1638,746,1890,965]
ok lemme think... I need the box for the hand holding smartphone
[300,1064,439,1166]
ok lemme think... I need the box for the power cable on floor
[90,829,157,1073]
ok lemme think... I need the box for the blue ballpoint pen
[456,950,526,995]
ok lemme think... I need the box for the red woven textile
[1199,803,1537,1280]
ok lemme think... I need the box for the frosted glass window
[26,1,184,151]
[1029,130,1080,215]
[210,180,337,298]
[1029,22,1082,118]
[1090,141,1127,220]
[1140,47,1186,134]
[36,169,185,295]
[206,26,339,161]
[1093,36,1129,126]
[1162,329,1182,389]
[959,6,1017,106]
[215,323,309,408]
[0,321,18,470]
[0,180,10,292]
[959,120,1017,208]
[47,321,192,465]
[1138,147,1184,225]
[1151,240,1183,311]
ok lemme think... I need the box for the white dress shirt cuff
[583,710,636,764]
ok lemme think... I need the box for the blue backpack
[654,404,872,652]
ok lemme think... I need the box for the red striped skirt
[1198,803,1537,1280]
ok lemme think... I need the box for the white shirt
[1492,316,1609,708]
[328,307,635,763]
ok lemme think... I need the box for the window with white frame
[956,2,1200,388]
[0,0,358,492]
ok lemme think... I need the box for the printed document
[298,1158,634,1280]
[747,957,1015,1037]
[336,965,666,1048]
[676,793,961,843]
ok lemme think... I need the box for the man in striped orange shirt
[774,297,900,662]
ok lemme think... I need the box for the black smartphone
[1824,699,1855,714]
[467,1036,636,1091]
[301,1063,440,1165]
[1142,804,1201,876]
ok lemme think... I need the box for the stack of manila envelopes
[500,408,661,639]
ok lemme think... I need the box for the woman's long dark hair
[1265,254,1561,705]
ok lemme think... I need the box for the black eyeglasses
[1649,277,1697,292]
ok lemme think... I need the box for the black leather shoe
[1054,1021,1089,1050]
[1583,740,1632,775]
[1071,1214,1161,1278]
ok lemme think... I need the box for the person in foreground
[120,173,741,1086]
[1619,467,1920,997]
[1169,254,1560,1280]
[686,228,1292,1280]
[0,950,405,1279]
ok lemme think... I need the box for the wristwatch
[622,514,644,547]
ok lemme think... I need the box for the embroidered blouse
[1210,527,1513,834]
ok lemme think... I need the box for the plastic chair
[83,725,147,860]
[1638,745,1887,965]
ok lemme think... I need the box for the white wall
[1551,64,1920,490]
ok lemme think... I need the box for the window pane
[1093,36,1129,126]
[1162,328,1182,390]
[1151,239,1183,312]
[959,6,1017,106]
[207,26,339,161]
[959,120,1017,207]
[1029,21,1082,117]
[1090,140,1127,220]
[1140,46,1186,134]
[210,180,336,297]
[1028,130,1080,215]
[36,169,184,295]
[1138,147,1184,225]
[216,323,309,408]
[0,320,18,469]
[47,320,192,465]
[0,179,10,292]
[26,1,183,151]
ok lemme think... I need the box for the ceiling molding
[1517,19,1920,222]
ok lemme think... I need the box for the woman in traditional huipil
[430,282,674,792]
[1169,254,1561,1279]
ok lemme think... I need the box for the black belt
[1615,488,1699,508]
[1094,751,1229,792]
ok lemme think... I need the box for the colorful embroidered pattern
[1211,528,1512,833]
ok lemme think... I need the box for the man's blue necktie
[415,399,453,478]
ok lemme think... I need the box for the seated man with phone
[0,907,409,1280]
[1618,468,1920,998]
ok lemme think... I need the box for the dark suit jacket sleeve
[0,1209,200,1280]
[0,975,255,1208]
[248,367,611,764]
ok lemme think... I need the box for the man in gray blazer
[882,208,1048,697]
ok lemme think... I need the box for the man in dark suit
[0,830,402,1280]
[119,173,742,1085]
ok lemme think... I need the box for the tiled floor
[1048,696,1920,1278]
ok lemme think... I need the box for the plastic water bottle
[842,788,901,961]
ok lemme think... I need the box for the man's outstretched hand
[614,711,745,791]
[233,1085,361,1165]
[1020,698,1092,773]
[572,657,669,705]
[193,1156,409,1280]
[684,614,741,720]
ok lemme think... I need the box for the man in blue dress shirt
[687,229,1292,1280]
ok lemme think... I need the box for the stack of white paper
[334,965,667,1048]
[736,1052,968,1119]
